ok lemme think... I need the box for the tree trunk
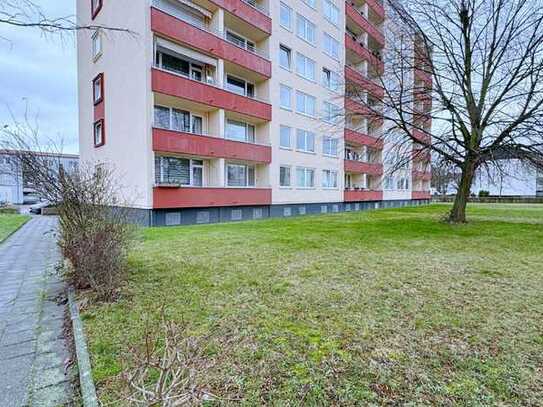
[448,160,476,223]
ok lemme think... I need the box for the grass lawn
[0,214,30,243]
[83,204,543,405]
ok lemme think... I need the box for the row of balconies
[345,2,385,48]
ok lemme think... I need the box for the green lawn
[0,214,30,243]
[84,204,543,405]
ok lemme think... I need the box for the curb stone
[67,287,98,407]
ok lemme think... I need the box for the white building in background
[472,159,543,197]
[0,150,79,205]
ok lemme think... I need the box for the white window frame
[225,30,256,53]
[323,0,340,26]
[154,105,204,135]
[225,74,255,98]
[323,102,341,123]
[280,2,292,31]
[225,119,256,143]
[296,129,315,153]
[296,91,317,117]
[296,52,316,82]
[322,170,338,188]
[280,125,292,149]
[226,163,256,187]
[156,156,205,187]
[280,165,291,187]
[92,30,102,60]
[302,0,316,9]
[280,84,293,110]
[323,32,340,60]
[296,14,316,45]
[322,67,340,92]
[279,44,292,70]
[296,167,315,188]
[322,136,338,157]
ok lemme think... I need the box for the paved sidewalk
[0,217,73,406]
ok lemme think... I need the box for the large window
[226,31,255,53]
[323,136,338,156]
[226,163,256,187]
[323,102,341,123]
[226,75,254,98]
[296,129,315,153]
[155,156,203,186]
[296,167,315,188]
[296,91,316,116]
[226,120,255,143]
[154,106,203,134]
[296,14,316,45]
[280,166,291,187]
[324,0,340,26]
[279,45,292,70]
[155,49,204,81]
[280,2,292,30]
[296,53,316,81]
[280,125,291,148]
[280,84,292,110]
[322,170,338,188]
[323,33,340,60]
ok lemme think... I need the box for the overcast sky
[0,0,78,153]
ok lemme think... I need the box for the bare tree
[345,0,543,222]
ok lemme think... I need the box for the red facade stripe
[153,187,272,209]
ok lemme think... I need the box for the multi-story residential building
[77,0,432,226]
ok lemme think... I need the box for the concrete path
[0,217,73,406]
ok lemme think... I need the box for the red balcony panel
[345,66,384,99]
[345,3,385,47]
[344,190,383,202]
[366,0,386,20]
[153,128,271,163]
[344,128,384,149]
[412,191,431,200]
[345,98,384,126]
[413,129,431,144]
[412,148,431,162]
[412,170,432,182]
[152,69,271,121]
[151,8,271,78]
[344,160,384,176]
[153,187,272,209]
[414,68,432,87]
[208,0,271,34]
[345,34,384,74]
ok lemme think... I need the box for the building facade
[77,0,432,226]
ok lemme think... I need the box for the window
[153,0,206,28]
[322,68,340,91]
[92,73,103,105]
[323,136,338,156]
[296,91,316,116]
[296,53,316,81]
[322,170,338,188]
[280,2,292,30]
[226,31,255,53]
[296,129,315,152]
[226,120,255,143]
[280,84,292,110]
[323,33,340,60]
[93,120,104,147]
[296,167,315,188]
[226,163,255,187]
[226,75,254,98]
[92,30,102,60]
[324,0,340,26]
[302,0,316,8]
[155,49,205,82]
[91,0,103,19]
[296,14,316,45]
[323,102,341,123]
[384,175,394,190]
[397,177,410,190]
[154,106,203,134]
[280,125,291,148]
[279,45,292,70]
[155,156,203,186]
[280,166,291,187]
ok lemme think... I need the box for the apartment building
[77,0,432,226]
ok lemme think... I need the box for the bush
[478,190,490,197]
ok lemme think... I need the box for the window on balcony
[323,136,338,156]
[280,166,291,187]
[226,75,255,98]
[226,120,256,143]
[226,31,255,53]
[322,170,338,188]
[152,0,207,29]
[296,53,316,81]
[296,167,315,188]
[296,129,315,153]
[296,14,316,45]
[156,49,206,82]
[154,106,203,135]
[226,163,255,187]
[280,2,292,30]
[155,156,203,186]
[279,45,291,70]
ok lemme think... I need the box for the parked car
[29,201,50,214]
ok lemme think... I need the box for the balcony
[151,7,271,79]
[345,159,384,176]
[344,189,383,202]
[413,129,431,144]
[152,128,271,163]
[365,0,385,20]
[344,128,383,149]
[345,34,384,74]
[412,170,432,182]
[414,67,432,87]
[345,98,384,126]
[412,148,431,162]
[345,66,384,99]
[153,186,272,209]
[412,191,431,200]
[152,68,271,121]
[208,0,271,34]
[345,2,385,47]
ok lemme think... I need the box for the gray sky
[0,0,78,153]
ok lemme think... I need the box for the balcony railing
[412,191,431,200]
[152,128,272,163]
[344,189,383,202]
[152,68,272,121]
[153,186,272,208]
[412,170,432,182]
[344,128,384,149]
[344,159,384,176]
[345,66,384,99]
[365,0,385,20]
[345,34,384,74]
[345,2,385,47]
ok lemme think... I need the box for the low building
[0,150,79,205]
[472,160,543,197]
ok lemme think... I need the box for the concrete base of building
[124,199,431,227]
